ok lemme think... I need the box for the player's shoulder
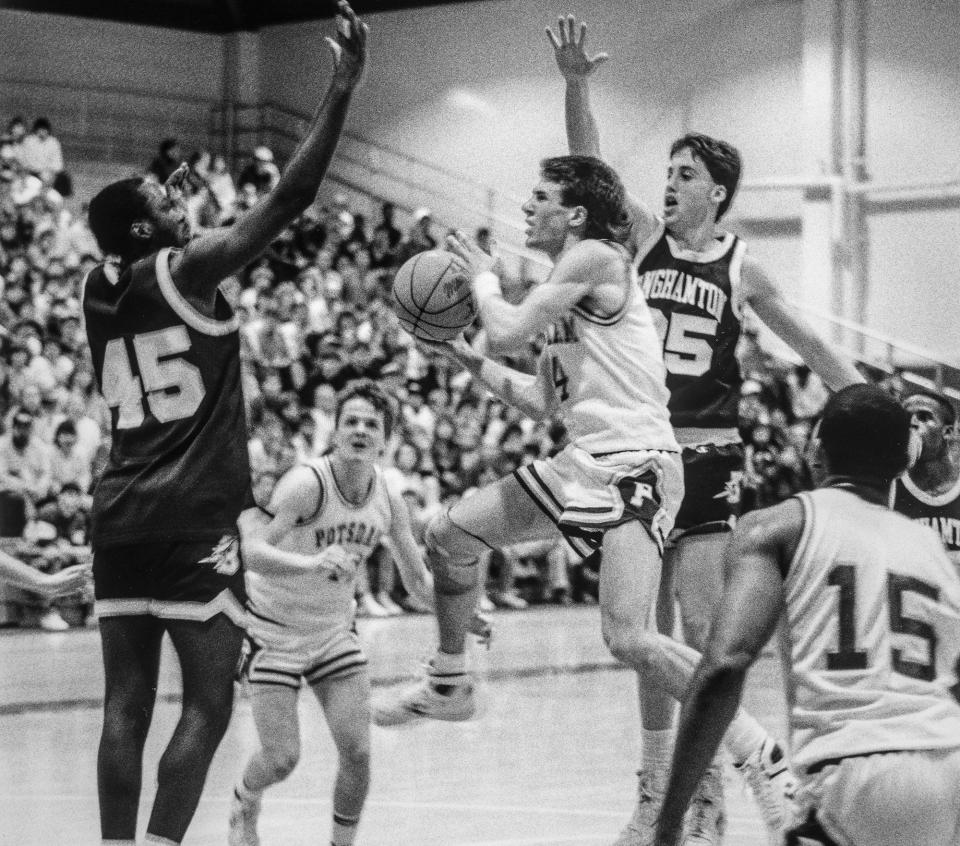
[559,238,628,278]
[272,462,326,516]
[735,497,805,561]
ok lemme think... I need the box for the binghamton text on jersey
[634,226,746,431]
[83,247,252,548]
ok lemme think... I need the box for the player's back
[783,487,960,773]
[634,225,745,433]
[541,241,677,455]
[245,456,392,644]
[83,247,251,548]
[890,472,960,567]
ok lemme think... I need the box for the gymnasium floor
[0,606,787,845]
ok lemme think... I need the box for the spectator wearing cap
[238,145,281,195]
[397,207,437,264]
[148,137,182,185]
[19,117,70,197]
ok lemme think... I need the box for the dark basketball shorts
[671,441,745,540]
[93,535,247,623]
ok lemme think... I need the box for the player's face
[140,181,191,248]
[521,180,573,255]
[904,395,949,460]
[664,148,720,229]
[334,397,386,462]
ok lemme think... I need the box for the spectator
[49,419,92,498]
[397,207,437,263]
[20,117,70,197]
[0,407,52,532]
[207,153,237,222]
[238,145,281,194]
[1,116,27,165]
[148,137,182,184]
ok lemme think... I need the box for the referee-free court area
[1,606,787,845]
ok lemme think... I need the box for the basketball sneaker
[228,787,261,846]
[372,662,476,726]
[611,770,664,846]
[682,765,726,845]
[734,736,797,841]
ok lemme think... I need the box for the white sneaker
[373,663,476,726]
[683,766,726,845]
[38,609,70,632]
[357,593,390,618]
[734,737,797,841]
[611,770,664,846]
[375,591,404,616]
[227,787,261,846]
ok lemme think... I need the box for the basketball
[392,250,476,342]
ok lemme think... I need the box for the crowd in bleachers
[0,126,851,629]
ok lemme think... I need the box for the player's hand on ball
[546,15,609,80]
[445,230,499,279]
[469,610,493,649]
[327,0,368,90]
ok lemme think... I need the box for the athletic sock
[331,811,360,845]
[641,728,674,790]
[144,835,179,845]
[723,709,768,765]
[431,649,467,675]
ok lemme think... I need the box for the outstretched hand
[546,15,609,80]
[327,0,369,90]
[42,563,92,599]
[413,334,474,364]
[445,230,499,278]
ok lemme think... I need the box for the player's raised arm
[741,256,865,391]
[546,15,658,251]
[173,0,368,300]
[654,506,795,846]
[384,488,435,612]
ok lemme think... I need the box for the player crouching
[229,380,438,846]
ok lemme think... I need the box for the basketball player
[547,17,865,841]
[82,6,367,845]
[654,383,960,846]
[891,389,960,567]
[0,547,88,597]
[228,381,437,846]
[375,155,792,843]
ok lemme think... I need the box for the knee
[103,691,154,740]
[264,743,301,781]
[601,619,659,670]
[425,512,481,596]
[338,737,370,775]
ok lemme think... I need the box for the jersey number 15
[101,325,205,429]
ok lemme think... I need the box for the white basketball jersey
[245,457,393,647]
[783,487,960,772]
[539,243,677,455]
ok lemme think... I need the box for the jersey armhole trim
[782,492,813,580]
[729,238,747,320]
[155,247,240,337]
[296,464,326,525]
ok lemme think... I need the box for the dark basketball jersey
[890,472,960,566]
[634,225,746,430]
[83,247,252,548]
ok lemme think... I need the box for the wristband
[472,270,502,304]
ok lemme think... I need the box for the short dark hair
[540,155,630,241]
[902,389,956,427]
[335,379,395,439]
[88,177,149,256]
[58,481,82,495]
[670,133,743,220]
[819,384,911,482]
[31,117,51,133]
[55,419,77,440]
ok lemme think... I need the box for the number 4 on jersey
[101,326,205,429]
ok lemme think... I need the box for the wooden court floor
[0,607,788,845]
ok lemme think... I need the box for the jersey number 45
[101,325,205,429]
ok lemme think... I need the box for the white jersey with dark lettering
[782,487,960,774]
[245,456,392,649]
[539,241,677,456]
